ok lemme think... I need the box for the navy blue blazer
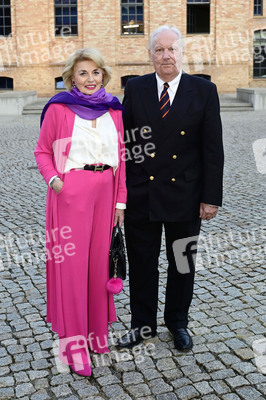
[123,72,224,222]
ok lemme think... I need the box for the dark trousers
[124,218,201,333]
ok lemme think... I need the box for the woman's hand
[52,178,64,194]
[114,208,125,227]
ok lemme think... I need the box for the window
[0,0,11,36]
[121,75,139,89]
[187,0,210,34]
[54,0,77,36]
[121,0,144,35]
[0,77,13,89]
[254,0,263,16]
[55,77,66,90]
[254,30,266,78]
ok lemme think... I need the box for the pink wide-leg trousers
[56,168,116,355]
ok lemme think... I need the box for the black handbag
[107,223,126,294]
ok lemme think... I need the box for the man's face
[149,30,184,82]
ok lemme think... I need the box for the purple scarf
[40,86,124,126]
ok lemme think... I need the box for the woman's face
[72,59,103,95]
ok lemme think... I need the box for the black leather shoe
[170,328,193,352]
[117,328,156,348]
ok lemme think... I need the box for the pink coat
[34,104,127,336]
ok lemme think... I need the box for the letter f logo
[172,236,199,274]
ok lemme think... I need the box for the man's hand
[200,203,218,221]
[114,208,125,227]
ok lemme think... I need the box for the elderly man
[118,26,224,351]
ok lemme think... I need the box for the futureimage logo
[172,236,199,274]
[253,138,266,174]
[253,338,266,374]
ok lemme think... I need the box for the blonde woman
[35,48,126,376]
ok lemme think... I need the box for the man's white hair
[148,25,185,51]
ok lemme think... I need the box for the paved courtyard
[0,109,265,400]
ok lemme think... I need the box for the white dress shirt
[156,69,183,105]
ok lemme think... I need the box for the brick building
[0,0,265,96]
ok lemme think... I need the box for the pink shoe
[68,344,92,376]
[59,336,92,376]
[70,362,91,376]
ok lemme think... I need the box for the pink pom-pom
[107,277,123,294]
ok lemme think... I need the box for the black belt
[84,164,111,172]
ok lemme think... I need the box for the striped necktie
[159,82,170,118]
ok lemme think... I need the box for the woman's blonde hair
[62,48,112,91]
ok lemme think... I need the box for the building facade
[0,0,265,96]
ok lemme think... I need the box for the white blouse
[64,112,118,173]
[49,112,125,209]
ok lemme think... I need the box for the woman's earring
[72,81,76,88]
[101,82,104,87]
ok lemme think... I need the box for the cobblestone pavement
[0,110,266,400]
